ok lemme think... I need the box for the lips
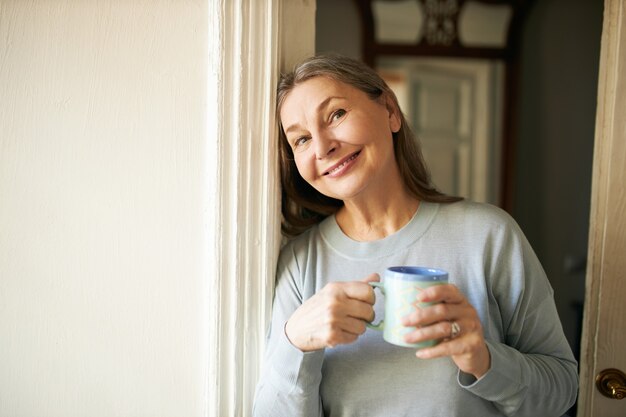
[323,151,361,176]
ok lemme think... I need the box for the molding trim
[207,0,314,415]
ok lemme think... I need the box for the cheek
[345,118,383,145]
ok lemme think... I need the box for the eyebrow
[283,96,345,135]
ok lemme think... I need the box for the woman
[253,54,578,416]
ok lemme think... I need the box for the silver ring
[450,321,461,339]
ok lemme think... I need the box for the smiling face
[279,76,402,204]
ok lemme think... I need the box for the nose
[313,134,336,160]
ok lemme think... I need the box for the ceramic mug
[368,266,449,348]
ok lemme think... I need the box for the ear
[384,94,402,133]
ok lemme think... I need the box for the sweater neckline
[318,201,439,260]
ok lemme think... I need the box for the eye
[293,135,311,148]
[331,109,346,122]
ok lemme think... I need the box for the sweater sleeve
[458,297,578,416]
[457,210,579,416]
[252,243,325,417]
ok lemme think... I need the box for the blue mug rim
[385,266,448,282]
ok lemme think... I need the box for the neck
[336,190,420,241]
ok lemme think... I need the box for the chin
[315,178,370,201]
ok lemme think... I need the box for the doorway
[316,2,604,414]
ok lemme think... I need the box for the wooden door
[378,57,503,205]
[578,0,626,415]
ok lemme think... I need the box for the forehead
[280,76,365,120]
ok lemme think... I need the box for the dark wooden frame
[353,0,533,212]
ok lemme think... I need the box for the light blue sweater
[253,201,578,416]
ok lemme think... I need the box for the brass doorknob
[596,368,626,400]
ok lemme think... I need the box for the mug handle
[366,282,384,331]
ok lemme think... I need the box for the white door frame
[207,1,315,416]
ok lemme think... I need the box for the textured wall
[0,2,209,416]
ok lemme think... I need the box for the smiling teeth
[328,153,358,175]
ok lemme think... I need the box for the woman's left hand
[401,284,491,379]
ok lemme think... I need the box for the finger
[417,284,465,304]
[322,318,366,348]
[401,302,464,327]
[340,281,376,304]
[327,330,359,348]
[339,316,368,336]
[404,320,457,345]
[361,273,380,283]
[343,298,376,322]
[412,330,474,359]
[414,331,483,360]
[414,341,455,360]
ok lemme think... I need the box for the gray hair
[277,53,461,237]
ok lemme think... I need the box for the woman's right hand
[285,273,379,352]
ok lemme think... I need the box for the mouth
[323,151,361,176]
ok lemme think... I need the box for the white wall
[0,2,210,416]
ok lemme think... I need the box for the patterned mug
[368,266,449,348]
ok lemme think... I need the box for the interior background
[315,0,604,361]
